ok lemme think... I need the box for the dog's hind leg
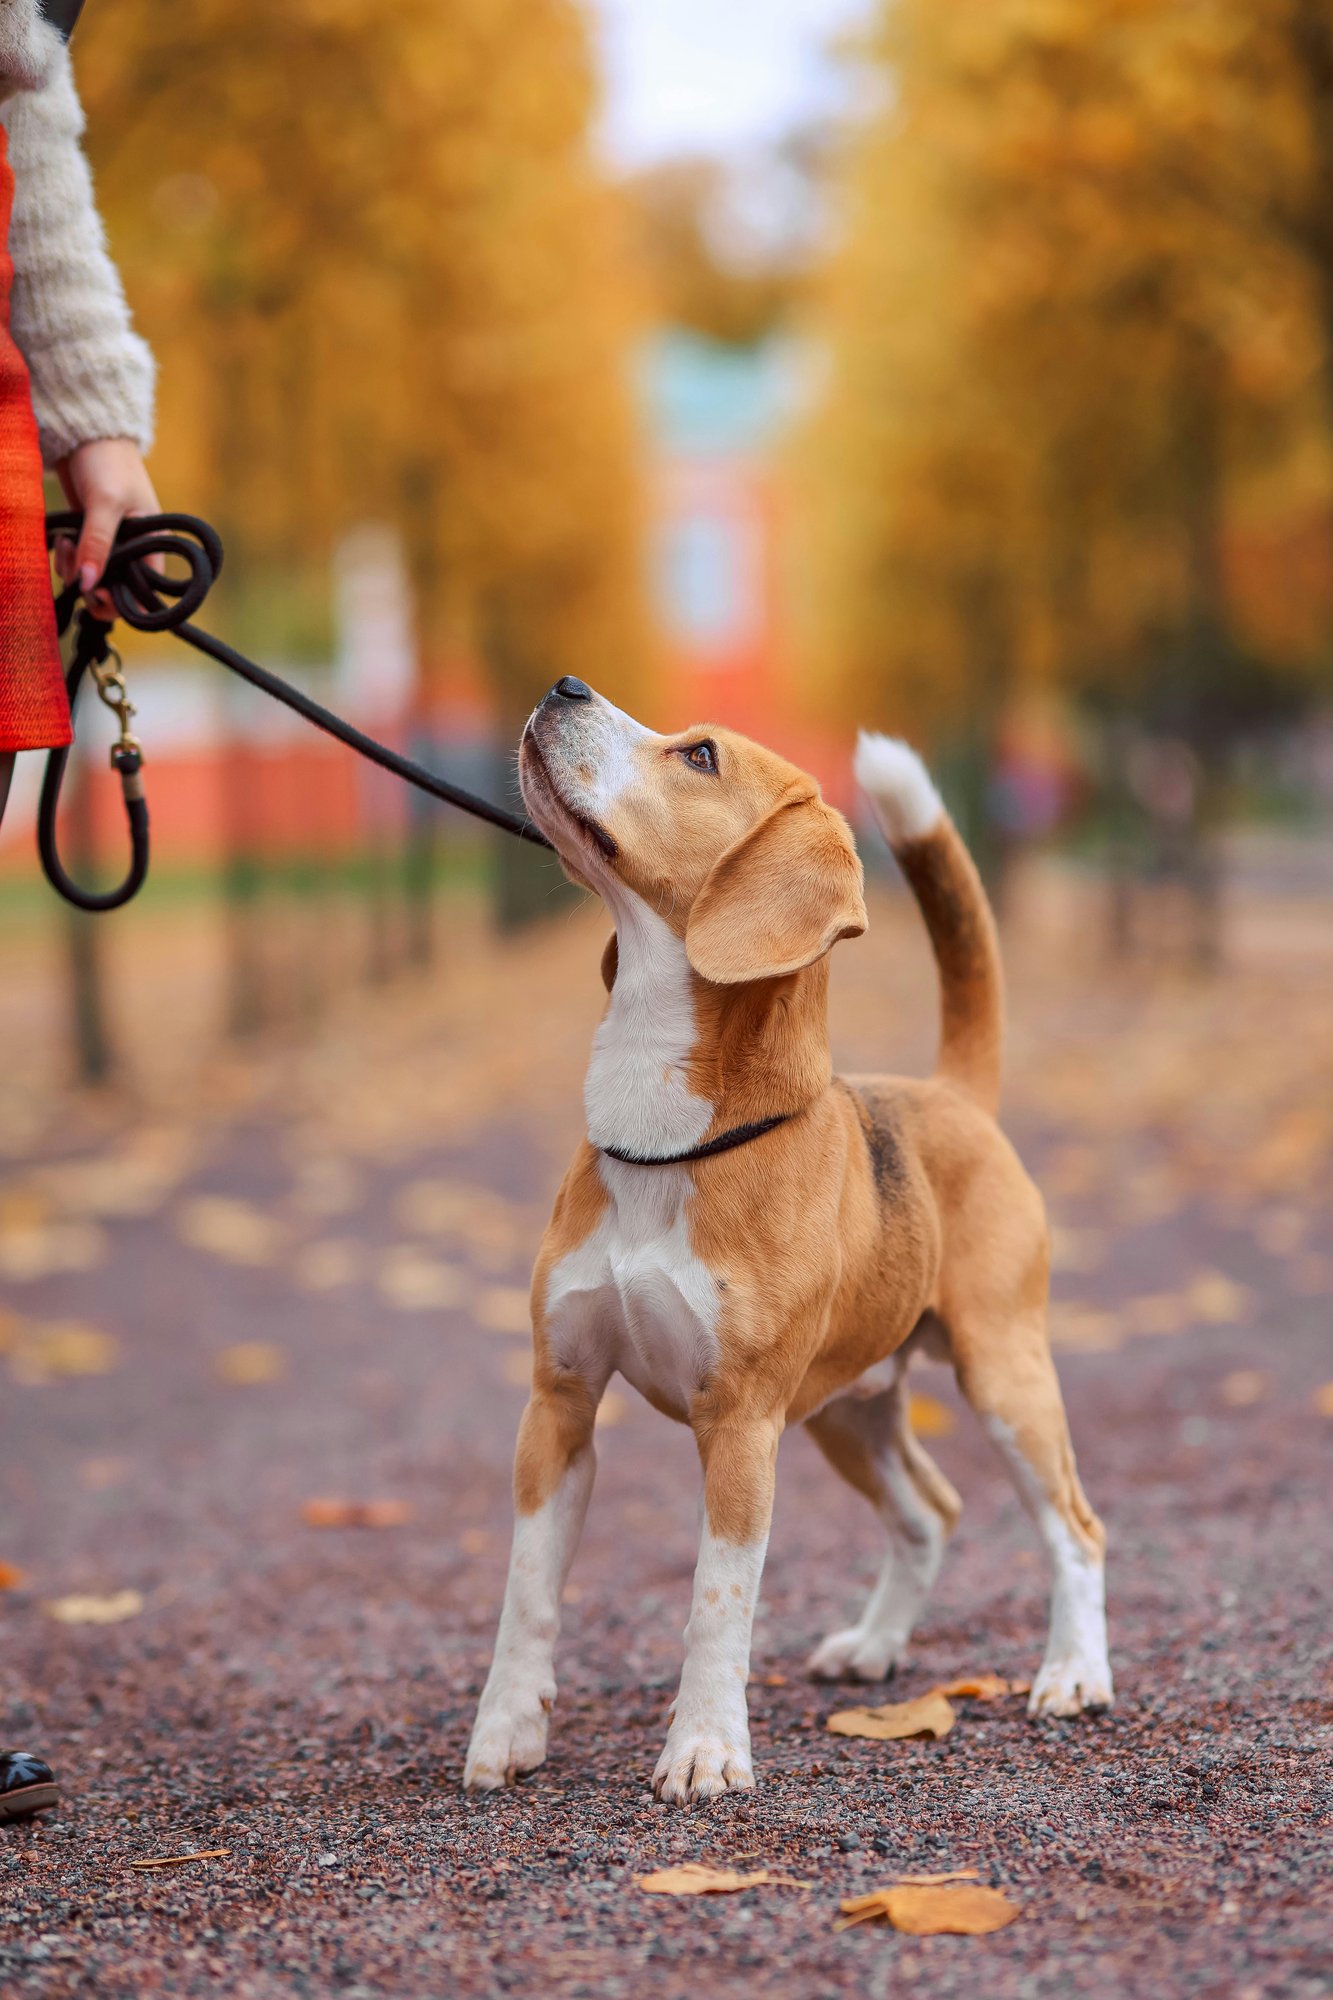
[805,1370,961,1681]
[950,1303,1112,1718]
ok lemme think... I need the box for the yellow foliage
[78,0,649,707]
[807,0,1333,739]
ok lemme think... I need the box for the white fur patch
[545,1159,721,1422]
[982,1415,1113,1716]
[465,1456,596,1790]
[654,1528,766,1804]
[585,888,712,1161]
[854,732,944,848]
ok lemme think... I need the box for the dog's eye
[681,741,718,774]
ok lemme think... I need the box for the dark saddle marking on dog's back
[839,1078,909,1202]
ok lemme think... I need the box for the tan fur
[470,693,1109,1797]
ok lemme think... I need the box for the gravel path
[1,882,1329,1999]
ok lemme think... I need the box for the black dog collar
[600,1114,791,1168]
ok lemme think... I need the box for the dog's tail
[853,733,1004,1114]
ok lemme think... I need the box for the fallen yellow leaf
[8,1322,119,1385]
[1219,1369,1268,1408]
[501,1349,532,1389]
[935,1674,1027,1702]
[882,1870,980,1885]
[176,1197,282,1266]
[214,1342,286,1386]
[378,1248,466,1311]
[908,1393,954,1437]
[292,1239,363,1291]
[475,1286,531,1335]
[826,1691,955,1741]
[301,1498,414,1529]
[637,1863,808,1897]
[0,1220,106,1281]
[1187,1271,1251,1325]
[128,1849,229,1871]
[596,1389,628,1428]
[1124,1292,1190,1339]
[0,1561,28,1590]
[45,1589,143,1625]
[836,1882,1021,1934]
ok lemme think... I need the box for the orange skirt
[0,124,70,753]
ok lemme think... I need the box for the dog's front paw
[806,1624,905,1683]
[1027,1654,1113,1719]
[464,1685,554,1792]
[653,1718,754,1806]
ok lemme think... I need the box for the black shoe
[0,1751,59,1821]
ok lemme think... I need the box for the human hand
[54,438,161,621]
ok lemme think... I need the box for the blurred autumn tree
[77,0,647,713]
[627,150,818,345]
[808,0,1333,874]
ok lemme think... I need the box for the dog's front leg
[654,1412,781,1806]
[465,1374,600,1791]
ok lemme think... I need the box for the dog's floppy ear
[685,794,867,985]
[600,933,618,992]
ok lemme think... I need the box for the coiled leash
[36,511,552,912]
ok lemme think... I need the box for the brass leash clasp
[89,645,143,767]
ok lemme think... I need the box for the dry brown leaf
[908,1392,954,1437]
[636,1863,808,1897]
[936,1674,1027,1702]
[1187,1270,1251,1325]
[292,1239,363,1292]
[1048,1226,1108,1274]
[835,1882,1020,1935]
[1048,1303,1120,1353]
[1312,1382,1333,1417]
[500,1349,532,1389]
[214,1342,286,1386]
[379,1248,466,1312]
[1124,1292,1190,1339]
[45,1589,143,1625]
[1219,1369,1268,1408]
[176,1197,282,1266]
[128,1849,229,1871]
[826,1691,955,1741]
[8,1322,119,1385]
[301,1498,413,1529]
[0,1220,106,1281]
[885,1869,980,1885]
[79,1457,131,1491]
[0,1561,28,1590]
[474,1285,531,1334]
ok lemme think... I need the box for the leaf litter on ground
[826,1671,1028,1741]
[636,1863,812,1897]
[835,1880,1021,1935]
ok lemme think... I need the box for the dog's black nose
[552,676,592,702]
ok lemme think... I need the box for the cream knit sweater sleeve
[0,48,155,467]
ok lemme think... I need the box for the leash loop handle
[37,606,150,913]
[36,510,551,915]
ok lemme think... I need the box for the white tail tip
[854,732,944,848]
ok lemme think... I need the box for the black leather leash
[37,511,552,912]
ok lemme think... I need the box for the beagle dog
[465,678,1111,1804]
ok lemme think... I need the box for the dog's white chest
[543,1162,720,1420]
